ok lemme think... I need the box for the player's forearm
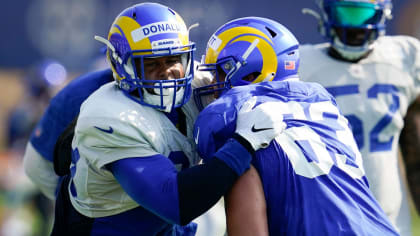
[400,98,420,213]
[23,142,59,200]
[177,137,253,225]
[109,137,252,225]
[110,156,237,226]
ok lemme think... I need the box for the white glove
[192,60,216,109]
[191,60,213,88]
[235,97,286,151]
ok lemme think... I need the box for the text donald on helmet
[131,21,187,43]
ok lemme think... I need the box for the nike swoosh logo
[94,126,114,134]
[251,125,273,132]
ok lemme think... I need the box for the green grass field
[411,205,420,236]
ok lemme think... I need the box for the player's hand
[235,97,286,151]
[191,60,213,88]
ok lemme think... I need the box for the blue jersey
[29,69,113,162]
[194,80,398,235]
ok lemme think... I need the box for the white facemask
[142,84,186,113]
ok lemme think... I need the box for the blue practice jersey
[29,69,113,162]
[194,80,398,235]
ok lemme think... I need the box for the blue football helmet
[193,17,299,111]
[312,0,392,59]
[95,3,195,112]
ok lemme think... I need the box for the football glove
[235,97,286,151]
[191,60,213,88]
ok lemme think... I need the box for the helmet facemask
[318,0,392,60]
[194,38,264,111]
[121,46,195,113]
[192,60,227,111]
[96,3,196,113]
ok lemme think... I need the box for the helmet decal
[194,17,299,111]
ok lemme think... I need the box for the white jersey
[300,35,420,236]
[70,82,200,218]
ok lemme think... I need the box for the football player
[193,16,399,235]
[299,1,420,235]
[23,69,113,200]
[50,3,283,235]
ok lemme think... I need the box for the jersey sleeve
[29,94,73,162]
[74,115,160,170]
[23,142,59,199]
[194,111,235,162]
[110,144,242,226]
[384,36,420,103]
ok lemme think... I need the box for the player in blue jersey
[299,1,420,235]
[23,69,113,200]
[49,3,284,236]
[193,16,399,235]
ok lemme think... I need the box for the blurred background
[0,0,419,235]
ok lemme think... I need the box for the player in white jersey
[299,0,420,235]
[50,3,283,235]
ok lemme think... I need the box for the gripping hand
[191,60,213,88]
[235,97,286,151]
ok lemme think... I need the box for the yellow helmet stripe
[109,16,152,55]
[231,35,277,83]
[174,13,189,46]
[205,26,273,64]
